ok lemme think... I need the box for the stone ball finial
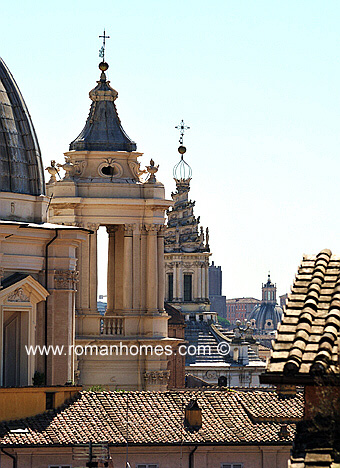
[99,61,109,71]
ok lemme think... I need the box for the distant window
[184,274,192,302]
[168,274,173,301]
[49,466,71,468]
[221,464,243,468]
[137,465,159,468]
[46,392,55,410]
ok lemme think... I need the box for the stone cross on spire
[175,119,190,145]
[99,29,110,62]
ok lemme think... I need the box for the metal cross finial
[175,119,190,145]
[99,29,110,61]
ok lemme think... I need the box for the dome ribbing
[0,58,45,196]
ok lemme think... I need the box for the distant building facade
[209,261,227,317]
[226,297,261,325]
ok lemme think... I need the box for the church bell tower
[164,122,214,322]
[46,37,175,390]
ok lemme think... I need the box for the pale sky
[2,0,340,300]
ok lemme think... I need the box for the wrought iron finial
[99,29,110,62]
[175,119,190,145]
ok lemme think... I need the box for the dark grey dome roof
[0,58,45,195]
[249,303,283,330]
[69,67,136,152]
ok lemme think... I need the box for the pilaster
[123,224,134,311]
[145,223,158,312]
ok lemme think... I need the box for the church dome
[249,302,283,331]
[249,274,283,331]
[0,58,45,196]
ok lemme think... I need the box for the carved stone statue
[205,227,210,247]
[199,226,204,244]
[175,226,180,244]
[244,321,254,341]
[233,320,242,340]
[45,160,60,183]
[57,156,74,181]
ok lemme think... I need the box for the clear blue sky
[2,0,340,299]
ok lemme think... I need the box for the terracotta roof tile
[0,390,302,447]
[264,249,340,382]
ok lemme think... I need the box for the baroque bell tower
[46,37,175,390]
[164,122,214,322]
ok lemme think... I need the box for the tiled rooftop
[0,389,303,447]
[263,249,340,382]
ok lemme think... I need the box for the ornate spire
[165,120,209,254]
[173,120,192,188]
[69,32,136,152]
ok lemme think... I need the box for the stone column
[140,226,147,311]
[146,224,158,312]
[88,224,98,312]
[76,223,89,312]
[193,262,198,300]
[106,226,118,314]
[132,224,141,311]
[49,268,79,385]
[201,264,205,300]
[205,261,209,300]
[197,264,202,300]
[123,224,134,311]
[173,262,178,301]
[157,226,165,311]
[178,261,183,301]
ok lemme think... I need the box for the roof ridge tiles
[310,275,340,376]
[284,251,332,376]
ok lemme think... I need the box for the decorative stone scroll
[7,288,30,302]
[165,262,175,271]
[143,223,159,233]
[124,224,135,236]
[87,223,100,231]
[106,225,119,235]
[54,270,79,290]
[73,160,87,176]
[98,158,123,179]
[144,370,170,385]
[128,160,146,182]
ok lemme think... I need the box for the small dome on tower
[69,62,136,152]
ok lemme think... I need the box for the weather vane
[99,29,110,62]
[175,119,190,145]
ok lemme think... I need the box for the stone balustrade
[101,316,124,335]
